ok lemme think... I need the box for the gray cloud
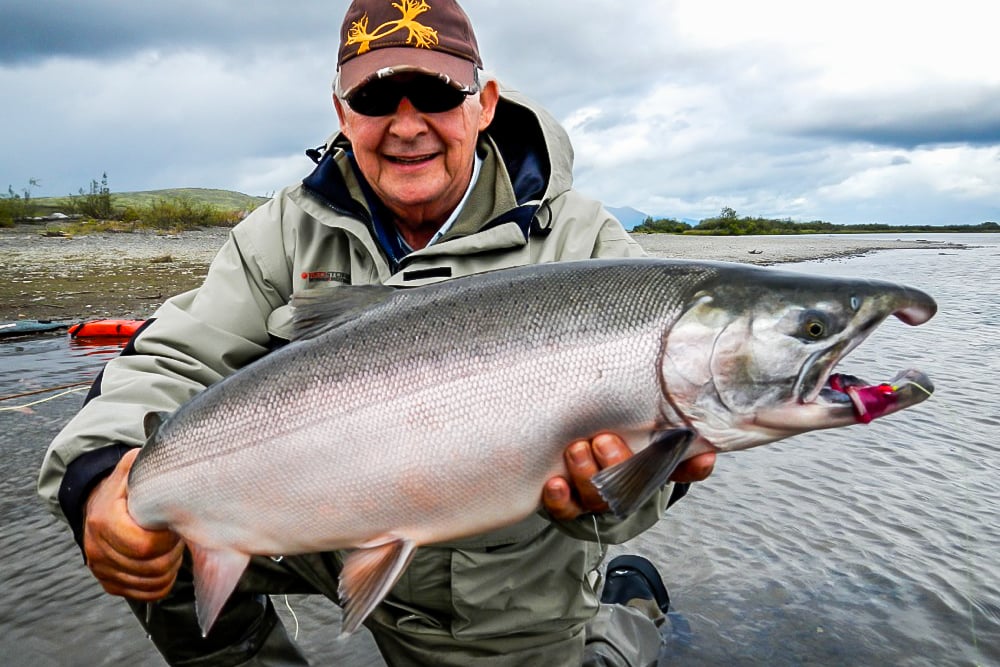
[787,88,1000,149]
[0,1,335,64]
[2,0,998,225]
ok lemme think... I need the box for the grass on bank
[2,174,268,233]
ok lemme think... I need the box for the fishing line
[589,515,608,594]
[904,379,934,398]
[591,514,603,556]
[0,386,87,411]
[283,595,300,640]
[0,380,91,402]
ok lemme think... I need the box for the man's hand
[83,448,184,600]
[543,433,715,521]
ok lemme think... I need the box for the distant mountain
[606,206,650,231]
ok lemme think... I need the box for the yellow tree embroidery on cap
[347,1,439,55]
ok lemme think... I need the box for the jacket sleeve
[590,209,647,259]
[36,198,294,538]
[533,188,647,261]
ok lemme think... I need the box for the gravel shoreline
[0,224,966,322]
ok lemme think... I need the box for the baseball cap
[336,0,483,98]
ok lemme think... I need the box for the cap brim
[337,47,478,98]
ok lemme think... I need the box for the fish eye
[806,320,826,338]
[797,309,831,340]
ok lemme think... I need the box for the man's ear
[334,95,351,139]
[477,79,500,132]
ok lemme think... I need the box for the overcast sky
[2,0,999,225]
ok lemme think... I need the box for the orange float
[68,319,146,338]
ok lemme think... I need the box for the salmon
[126,258,937,635]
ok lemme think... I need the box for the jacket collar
[300,88,571,268]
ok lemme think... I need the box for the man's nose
[388,97,428,137]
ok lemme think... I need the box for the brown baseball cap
[336,0,482,98]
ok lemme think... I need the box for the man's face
[335,75,499,231]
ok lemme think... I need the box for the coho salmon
[126,258,937,635]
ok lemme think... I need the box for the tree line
[633,206,999,235]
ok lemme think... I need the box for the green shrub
[633,216,691,234]
[0,180,39,227]
[67,173,114,219]
[140,196,238,230]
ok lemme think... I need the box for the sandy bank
[0,225,966,322]
[633,233,966,264]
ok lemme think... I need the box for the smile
[386,153,437,165]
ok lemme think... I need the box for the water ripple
[3,237,998,666]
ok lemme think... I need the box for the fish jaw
[753,368,935,431]
[832,369,934,424]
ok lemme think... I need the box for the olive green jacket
[38,88,677,641]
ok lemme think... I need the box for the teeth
[391,155,431,164]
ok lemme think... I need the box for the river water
[1,234,996,666]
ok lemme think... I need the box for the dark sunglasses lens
[347,79,469,116]
[407,85,468,113]
[347,82,401,116]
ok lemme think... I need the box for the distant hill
[35,188,269,212]
[113,188,270,210]
[607,206,650,231]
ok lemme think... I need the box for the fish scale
[127,258,936,636]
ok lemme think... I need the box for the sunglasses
[345,77,477,117]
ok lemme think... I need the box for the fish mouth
[820,369,935,424]
[755,367,934,431]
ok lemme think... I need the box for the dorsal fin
[291,285,397,341]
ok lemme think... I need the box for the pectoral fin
[338,536,417,636]
[189,544,251,637]
[591,428,695,518]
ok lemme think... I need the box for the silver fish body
[126,258,936,635]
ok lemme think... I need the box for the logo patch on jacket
[301,271,351,284]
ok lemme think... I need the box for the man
[38,1,715,664]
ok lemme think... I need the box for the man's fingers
[91,562,179,598]
[543,477,583,521]
[544,434,637,520]
[97,571,179,601]
[564,440,610,514]
[101,519,183,561]
[83,447,185,600]
[88,536,184,577]
[88,536,183,599]
[591,433,630,468]
[670,451,716,483]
